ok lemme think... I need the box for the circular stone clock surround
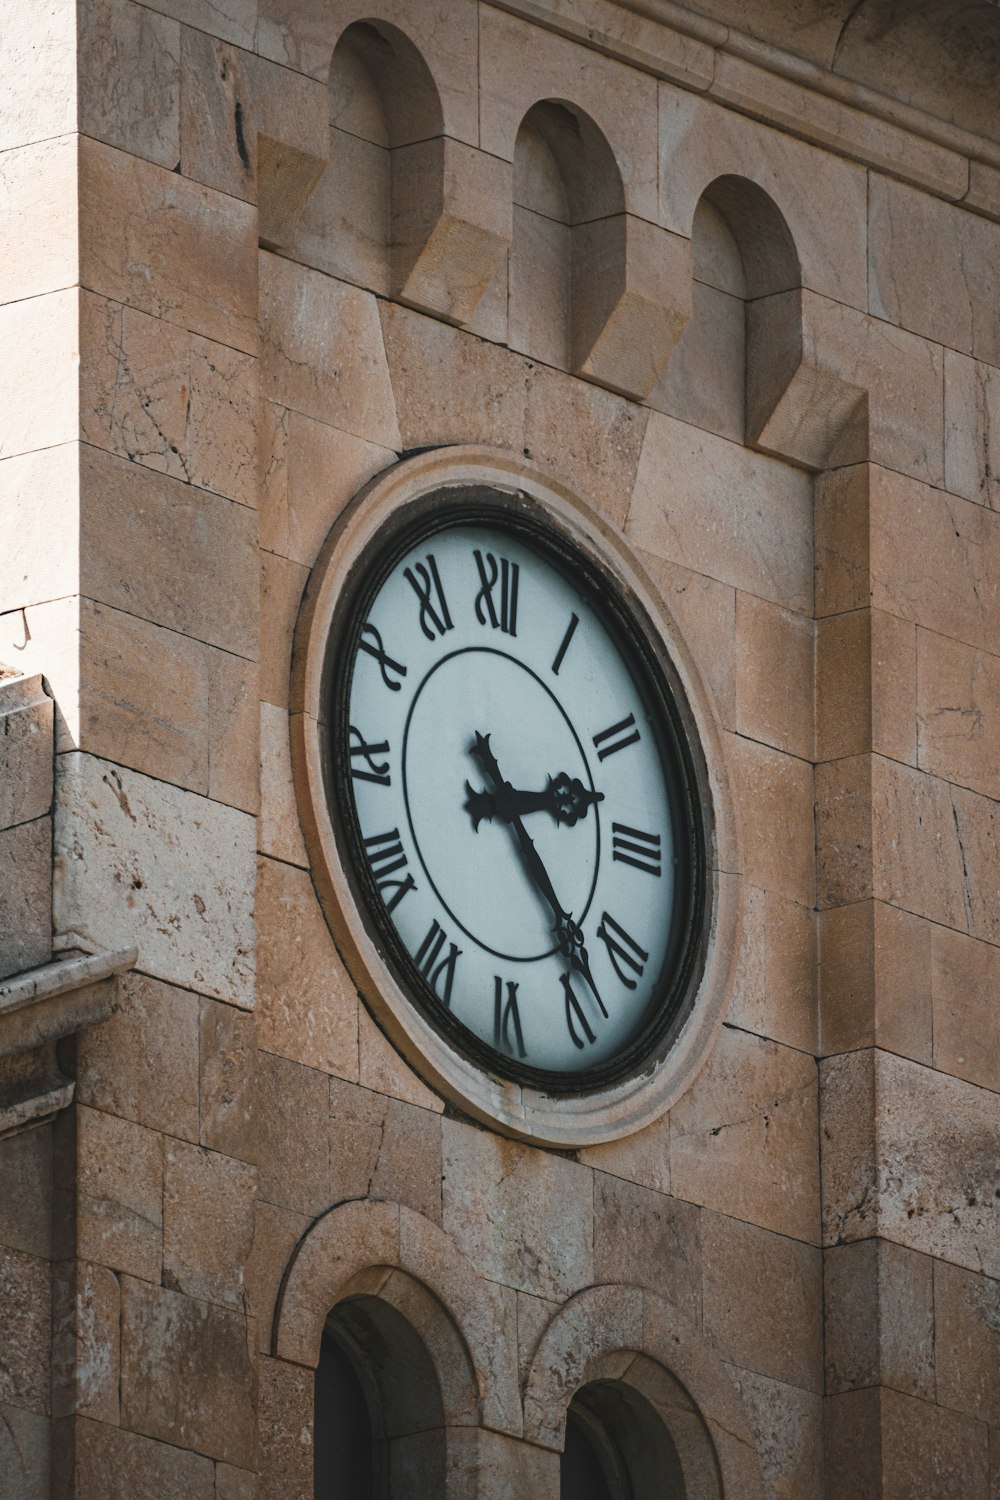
[291,447,741,1148]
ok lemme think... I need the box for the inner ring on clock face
[401,646,601,963]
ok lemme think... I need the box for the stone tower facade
[1,0,999,1495]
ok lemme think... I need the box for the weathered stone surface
[163,1141,256,1309]
[257,855,358,1079]
[824,1239,934,1399]
[52,1259,120,1422]
[256,1356,312,1500]
[0,1127,52,1259]
[879,1387,990,1499]
[0,817,51,982]
[120,1276,256,1465]
[74,1416,217,1498]
[917,628,1000,801]
[0,445,79,616]
[0,134,77,308]
[578,1110,671,1197]
[356,1005,444,1114]
[256,1051,330,1217]
[246,1198,311,1355]
[820,900,933,1064]
[703,1212,822,1392]
[80,293,257,506]
[329,1080,442,1224]
[0,1403,48,1500]
[77,971,199,1142]
[0,289,78,462]
[76,1105,163,1282]
[147,0,256,47]
[0,0,75,153]
[79,0,180,167]
[80,139,257,354]
[593,1173,701,1325]
[730,885,817,1057]
[649,276,744,445]
[0,675,52,831]
[259,550,308,710]
[260,254,400,448]
[258,701,309,867]
[931,925,1000,1094]
[945,350,1000,511]
[736,592,813,762]
[727,734,815,907]
[0,1243,51,1415]
[670,1024,820,1244]
[442,1118,593,1301]
[199,997,255,1160]
[935,1260,1000,1428]
[730,1368,823,1500]
[627,411,813,613]
[54,754,255,1007]
[635,551,736,730]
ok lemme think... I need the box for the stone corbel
[391,138,512,327]
[571,215,692,401]
[247,54,329,250]
[0,948,136,1140]
[746,287,869,470]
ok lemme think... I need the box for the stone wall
[0,0,998,1494]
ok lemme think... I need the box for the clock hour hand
[468,733,607,1019]
[464,771,603,832]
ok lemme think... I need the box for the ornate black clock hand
[464,770,604,831]
[469,733,607,1019]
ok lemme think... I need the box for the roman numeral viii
[592,714,640,761]
[611,823,662,877]
[363,829,416,913]
[414,920,461,1008]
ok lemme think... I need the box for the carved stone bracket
[0,947,136,1140]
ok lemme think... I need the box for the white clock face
[333,503,698,1084]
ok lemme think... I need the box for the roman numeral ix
[592,713,641,761]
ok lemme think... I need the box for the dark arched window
[314,1324,379,1497]
[561,1380,688,1499]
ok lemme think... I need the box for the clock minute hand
[464,772,604,831]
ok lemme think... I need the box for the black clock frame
[322,484,711,1096]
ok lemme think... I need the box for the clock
[293,449,728,1143]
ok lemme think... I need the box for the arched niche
[290,18,444,294]
[509,99,625,372]
[654,174,801,446]
[523,1285,764,1499]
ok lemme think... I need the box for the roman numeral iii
[611,823,662,877]
[592,713,641,761]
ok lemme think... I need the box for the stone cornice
[489,0,1000,219]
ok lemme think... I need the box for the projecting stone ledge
[0,946,136,1140]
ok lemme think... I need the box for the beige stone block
[72,1416,215,1500]
[936,1260,1000,1427]
[0,674,52,830]
[286,125,388,291]
[259,702,308,867]
[77,971,200,1141]
[329,1080,442,1223]
[870,176,1000,367]
[0,0,75,151]
[578,1110,670,1196]
[79,0,179,167]
[815,463,870,619]
[874,760,979,934]
[441,1117,593,1300]
[951,782,1000,947]
[736,592,813,762]
[870,466,1000,656]
[0,817,51,982]
[593,1174,701,1326]
[446,1426,560,1496]
[180,31,327,204]
[0,598,79,755]
[357,1005,443,1114]
[0,289,78,461]
[479,7,658,222]
[257,855,359,1079]
[260,408,394,569]
[816,608,871,763]
[216,1464,257,1500]
[932,925,1000,1094]
[379,301,646,531]
[820,900,932,1064]
[391,138,512,328]
[260,552,307,711]
[0,1128,52,1259]
[207,649,259,814]
[163,1141,255,1309]
[641,555,738,737]
[245,1199,311,1355]
[256,1356,312,1500]
[821,1049,1000,1276]
[138,0,255,48]
[815,754,872,909]
[918,629,1000,801]
[80,294,257,506]
[824,1239,934,1399]
[572,216,691,401]
[51,1260,120,1422]
[879,1388,990,1499]
[729,886,817,1057]
[0,1404,48,1500]
[627,411,813,612]
[54,753,256,1007]
[80,139,257,355]
[658,83,868,310]
[199,998,256,1160]
[670,1024,820,1244]
[0,1243,51,1414]
[80,446,257,659]
[731,1368,822,1500]
[120,1276,256,1465]
[256,1050,330,1217]
[703,1212,822,1392]
[260,253,400,448]
[0,135,77,307]
[508,206,570,369]
[945,350,1000,511]
[871,610,917,766]
[0,445,79,617]
[649,278,744,445]
[76,1105,163,1282]
[727,734,815,905]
